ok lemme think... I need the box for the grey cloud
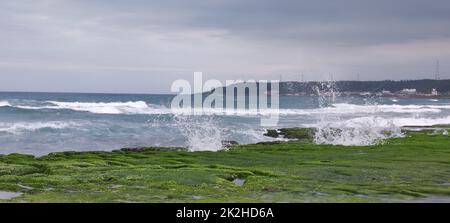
[3,0,450,46]
[0,0,449,93]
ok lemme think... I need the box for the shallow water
[232,179,246,186]
[0,191,22,200]
[1,92,450,155]
[407,196,450,203]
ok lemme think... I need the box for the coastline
[1,127,449,203]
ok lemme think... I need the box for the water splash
[313,81,338,108]
[173,115,224,151]
[314,117,402,146]
[312,81,403,146]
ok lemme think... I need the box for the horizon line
[1,78,449,95]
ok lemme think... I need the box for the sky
[0,0,449,93]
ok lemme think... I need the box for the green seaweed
[0,129,449,203]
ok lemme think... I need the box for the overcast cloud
[0,0,449,93]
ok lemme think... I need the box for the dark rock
[119,147,188,152]
[222,141,239,148]
[264,129,279,138]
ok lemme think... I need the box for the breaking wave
[9,100,171,114]
[1,100,448,116]
[45,101,168,115]
[313,115,450,146]
[313,117,403,146]
[0,101,11,107]
[0,121,82,134]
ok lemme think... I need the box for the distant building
[400,89,417,94]
[431,88,438,96]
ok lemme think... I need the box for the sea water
[1,91,450,155]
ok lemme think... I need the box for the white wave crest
[385,116,450,126]
[0,101,11,107]
[313,115,450,146]
[6,100,450,116]
[0,121,81,134]
[170,103,447,116]
[43,101,171,115]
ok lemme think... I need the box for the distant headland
[204,79,450,99]
[279,79,450,98]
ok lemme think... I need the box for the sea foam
[0,121,81,134]
[0,101,11,107]
[7,100,448,116]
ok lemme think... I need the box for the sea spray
[313,81,338,108]
[314,117,402,146]
[173,115,225,151]
[312,81,403,146]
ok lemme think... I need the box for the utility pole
[329,73,334,82]
[301,73,304,82]
[435,60,440,80]
[357,73,360,81]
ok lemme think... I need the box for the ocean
[1,91,450,156]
